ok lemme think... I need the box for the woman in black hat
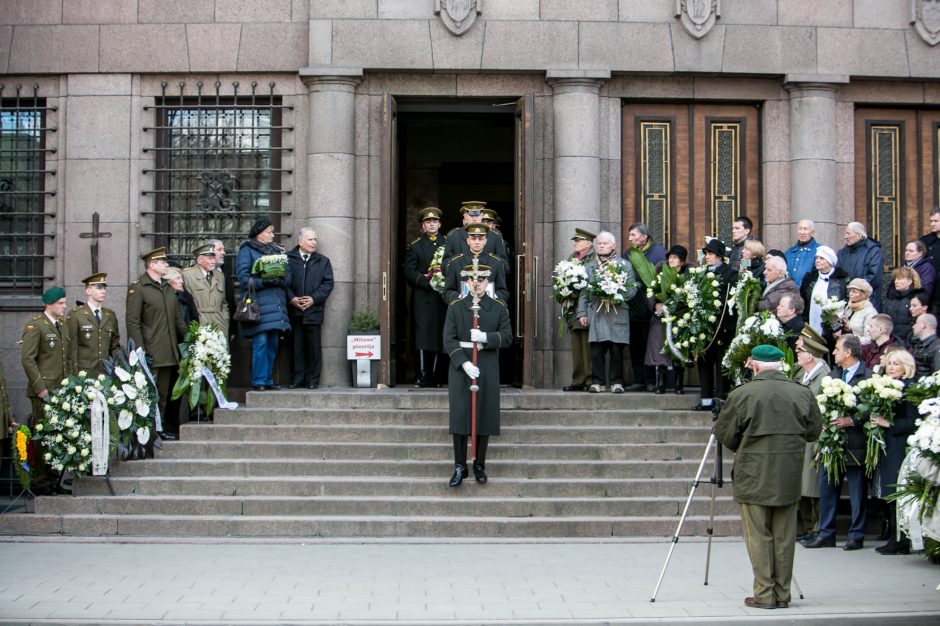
[235,218,292,390]
[647,245,689,394]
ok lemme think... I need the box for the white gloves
[461,361,480,379]
[470,329,487,344]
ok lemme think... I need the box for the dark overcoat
[126,273,188,367]
[65,304,120,377]
[444,294,512,437]
[883,284,916,344]
[442,253,509,305]
[879,379,919,497]
[235,239,292,338]
[829,363,872,466]
[286,247,334,325]
[403,233,446,351]
[702,262,738,359]
[442,227,510,274]
[837,237,884,309]
[715,370,822,506]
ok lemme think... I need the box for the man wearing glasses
[66,273,121,378]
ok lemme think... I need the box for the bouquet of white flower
[905,369,940,406]
[854,374,905,477]
[891,397,940,556]
[721,311,793,384]
[108,346,159,460]
[813,376,858,485]
[586,259,637,314]
[815,295,847,330]
[251,253,288,279]
[552,258,590,335]
[660,266,725,363]
[428,246,446,294]
[172,321,232,415]
[728,272,762,331]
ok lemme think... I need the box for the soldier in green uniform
[21,286,72,493]
[66,273,121,378]
[442,223,509,305]
[564,228,596,391]
[443,263,513,487]
[182,243,230,338]
[442,201,510,274]
[126,247,188,438]
[715,344,822,610]
[403,207,448,387]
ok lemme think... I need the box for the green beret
[41,286,66,304]
[751,344,785,362]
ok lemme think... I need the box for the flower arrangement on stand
[172,321,232,415]
[727,272,762,331]
[428,246,446,294]
[890,398,940,557]
[854,374,905,477]
[11,424,31,491]
[815,295,847,330]
[105,345,159,461]
[586,259,637,314]
[251,253,288,279]
[552,258,590,336]
[721,311,793,385]
[813,377,858,485]
[660,266,724,363]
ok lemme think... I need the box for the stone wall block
[616,0,673,22]
[307,84,357,155]
[361,73,456,96]
[671,23,725,74]
[138,0,214,23]
[790,159,836,225]
[63,221,130,289]
[66,96,131,160]
[839,80,925,104]
[554,157,601,221]
[552,92,600,158]
[310,0,376,19]
[816,28,909,78]
[309,19,332,66]
[778,0,852,27]
[9,25,99,74]
[834,101,855,164]
[67,74,131,96]
[63,159,130,223]
[457,74,548,97]
[541,0,617,21]
[721,0,777,25]
[63,0,137,24]
[484,0,538,19]
[186,24,241,72]
[853,0,909,29]
[292,0,309,21]
[906,32,940,80]
[834,162,855,234]
[216,0,292,23]
[0,0,62,24]
[693,77,786,101]
[0,26,12,73]
[722,26,816,75]
[237,23,308,71]
[761,99,790,164]
[612,76,694,99]
[762,223,791,253]
[332,20,431,69]
[307,154,357,221]
[100,25,189,73]
[925,83,940,105]
[429,19,485,70]
[761,161,790,223]
[482,21,578,70]
[379,0,432,19]
[579,22,674,72]
[311,217,356,278]
[789,97,837,161]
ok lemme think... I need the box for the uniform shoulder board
[407,237,421,248]
[493,298,509,308]
[70,305,84,312]
[446,227,462,237]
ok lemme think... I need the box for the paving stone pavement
[0,537,938,624]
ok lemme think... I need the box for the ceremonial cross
[460,256,491,311]
[79,212,113,274]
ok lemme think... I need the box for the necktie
[302,254,309,264]
[206,272,213,285]
[94,309,101,325]
[843,369,850,382]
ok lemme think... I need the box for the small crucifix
[79,212,113,274]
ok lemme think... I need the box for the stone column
[784,75,848,249]
[546,70,609,385]
[299,67,363,386]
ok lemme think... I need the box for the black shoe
[288,381,304,389]
[252,384,265,391]
[691,403,712,411]
[449,464,467,487]
[802,535,835,548]
[160,432,178,441]
[562,384,584,392]
[626,383,646,392]
[307,383,318,390]
[876,538,910,555]
[472,463,488,484]
[843,538,864,551]
[876,519,890,541]
[266,384,281,391]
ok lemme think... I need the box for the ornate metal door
[515,94,536,388]
[379,93,399,386]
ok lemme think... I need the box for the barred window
[143,81,292,267]
[0,84,55,295]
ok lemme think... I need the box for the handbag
[233,281,260,322]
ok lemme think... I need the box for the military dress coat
[125,273,188,368]
[65,304,120,378]
[576,256,638,344]
[442,252,509,306]
[182,265,229,337]
[794,360,830,498]
[444,294,512,437]
[442,227,510,274]
[403,232,447,352]
[21,314,72,399]
[715,370,823,506]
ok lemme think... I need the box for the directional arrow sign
[347,335,381,361]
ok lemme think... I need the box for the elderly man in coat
[577,231,638,393]
[716,344,822,611]
[837,222,884,310]
[286,227,334,389]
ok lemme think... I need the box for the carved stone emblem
[435,0,482,37]
[912,0,940,46]
[675,0,720,40]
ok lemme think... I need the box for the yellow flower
[15,430,27,462]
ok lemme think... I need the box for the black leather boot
[673,366,685,394]
[414,369,430,388]
[654,366,665,394]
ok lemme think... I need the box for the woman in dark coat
[905,239,935,301]
[883,267,921,345]
[800,245,849,352]
[235,218,292,391]
[646,245,689,394]
[871,349,919,555]
[165,267,199,326]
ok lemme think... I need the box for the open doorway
[392,99,518,386]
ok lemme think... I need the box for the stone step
[72,476,716,498]
[34,494,739,518]
[0,513,741,538]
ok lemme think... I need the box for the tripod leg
[792,575,804,600]
[704,477,718,585]
[650,433,717,602]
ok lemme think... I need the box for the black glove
[262,277,285,288]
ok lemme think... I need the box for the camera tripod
[649,399,804,603]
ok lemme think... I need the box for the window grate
[0,83,56,295]
[141,80,292,268]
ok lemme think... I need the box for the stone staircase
[0,390,740,539]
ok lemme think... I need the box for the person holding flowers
[236,217,292,391]
[623,223,667,392]
[799,245,848,351]
[576,231,638,393]
[404,207,448,388]
[838,278,878,345]
[556,227,595,392]
[647,245,689,394]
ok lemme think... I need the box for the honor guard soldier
[126,247,188,434]
[443,262,513,486]
[442,223,509,305]
[66,273,121,378]
[21,286,73,494]
[404,207,448,387]
[442,201,510,275]
[182,243,230,339]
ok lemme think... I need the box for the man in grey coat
[577,231,638,393]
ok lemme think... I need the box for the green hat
[41,286,66,304]
[460,200,487,215]
[140,246,168,262]
[193,243,215,257]
[81,273,108,286]
[466,223,490,237]
[418,207,442,222]
[572,228,596,241]
[751,344,785,362]
[800,335,828,359]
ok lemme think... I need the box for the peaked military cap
[140,246,168,261]
[751,344,785,362]
[460,200,487,214]
[41,286,66,304]
[193,243,215,257]
[572,228,596,241]
[418,207,442,222]
[81,273,108,286]
[465,223,490,236]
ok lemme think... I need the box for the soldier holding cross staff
[443,259,512,487]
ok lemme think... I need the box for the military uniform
[443,252,509,305]
[0,360,11,439]
[716,351,822,609]
[182,244,230,337]
[566,238,596,390]
[65,274,121,379]
[441,201,510,274]
[403,207,448,386]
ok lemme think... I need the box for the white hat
[815,245,837,267]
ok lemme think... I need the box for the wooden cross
[79,212,113,274]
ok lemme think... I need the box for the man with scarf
[622,223,667,391]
